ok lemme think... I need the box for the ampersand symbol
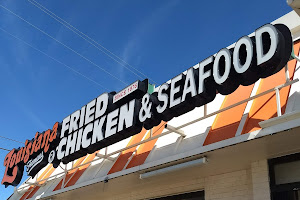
[139,93,152,122]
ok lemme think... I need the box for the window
[269,153,300,200]
[150,191,204,200]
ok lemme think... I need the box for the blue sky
[0,0,292,198]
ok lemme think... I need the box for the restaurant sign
[2,24,292,187]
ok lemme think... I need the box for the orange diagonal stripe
[53,155,87,191]
[64,152,97,188]
[242,42,300,134]
[20,164,54,200]
[203,84,254,145]
[126,121,167,169]
[108,128,148,174]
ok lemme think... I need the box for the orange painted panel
[39,167,55,185]
[126,121,167,169]
[64,153,97,187]
[242,42,300,134]
[108,128,148,174]
[203,84,255,145]
[20,164,54,200]
[37,165,53,181]
[20,187,35,200]
[24,186,40,199]
[53,156,87,191]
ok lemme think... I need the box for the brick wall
[251,160,271,200]
[205,160,271,200]
[205,170,253,200]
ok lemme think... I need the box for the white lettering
[105,109,119,138]
[61,116,70,138]
[156,83,169,114]
[182,68,197,102]
[198,56,213,94]
[256,24,278,65]
[92,116,106,144]
[57,138,67,160]
[213,48,232,84]
[65,131,78,156]
[170,74,182,108]
[118,100,135,132]
[233,36,253,73]
[95,93,109,119]
[82,123,93,148]
[85,99,96,125]
[69,110,80,133]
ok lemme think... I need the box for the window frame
[149,190,205,200]
[269,153,300,199]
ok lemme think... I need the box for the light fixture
[139,157,207,179]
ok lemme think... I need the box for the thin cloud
[121,1,180,69]
[0,60,48,131]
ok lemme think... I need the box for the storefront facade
[4,10,300,200]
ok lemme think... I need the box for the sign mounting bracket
[164,124,186,137]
